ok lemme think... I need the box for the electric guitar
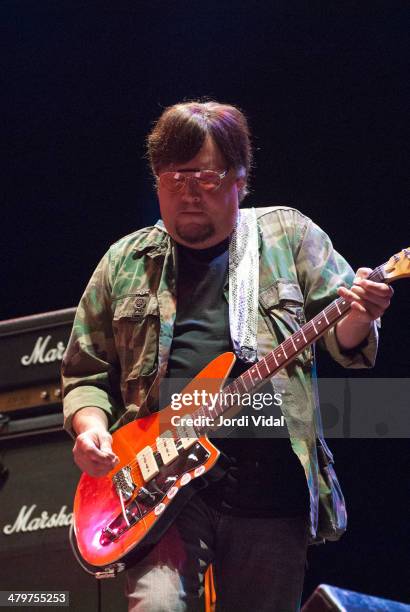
[72,248,410,570]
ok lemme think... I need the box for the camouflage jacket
[62,206,379,542]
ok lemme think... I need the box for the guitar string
[118,300,351,478]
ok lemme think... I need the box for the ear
[235,176,246,193]
[235,176,246,202]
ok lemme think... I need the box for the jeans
[126,493,309,612]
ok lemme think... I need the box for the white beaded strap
[228,208,259,364]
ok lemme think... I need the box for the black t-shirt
[165,240,309,518]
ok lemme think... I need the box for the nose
[180,176,202,203]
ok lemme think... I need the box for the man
[62,101,392,611]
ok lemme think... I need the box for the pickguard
[100,441,210,544]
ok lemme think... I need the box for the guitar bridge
[113,465,135,501]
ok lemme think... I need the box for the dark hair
[146,100,252,200]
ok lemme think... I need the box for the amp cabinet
[0,422,127,611]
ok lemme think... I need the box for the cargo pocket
[259,279,313,368]
[112,292,159,378]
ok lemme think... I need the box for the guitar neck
[192,263,390,433]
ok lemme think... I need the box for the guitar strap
[228,207,259,364]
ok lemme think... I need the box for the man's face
[157,137,245,249]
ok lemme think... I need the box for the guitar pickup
[137,446,159,482]
[156,432,179,465]
[176,420,197,450]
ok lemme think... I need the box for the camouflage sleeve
[61,250,123,437]
[294,215,379,368]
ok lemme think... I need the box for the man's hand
[338,267,393,323]
[336,267,393,350]
[72,407,119,477]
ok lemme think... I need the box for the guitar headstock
[382,247,410,282]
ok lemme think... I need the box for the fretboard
[189,263,387,436]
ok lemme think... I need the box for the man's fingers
[97,432,119,461]
[339,285,391,309]
[354,277,394,297]
[350,299,382,319]
[337,286,389,322]
[74,455,114,478]
[73,430,119,476]
[354,267,373,280]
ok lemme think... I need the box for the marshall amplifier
[0,308,76,437]
[302,584,410,611]
[0,429,127,611]
[0,311,128,609]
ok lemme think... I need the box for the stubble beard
[175,219,215,245]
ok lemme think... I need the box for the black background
[2,1,409,605]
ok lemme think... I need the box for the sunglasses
[158,169,228,193]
